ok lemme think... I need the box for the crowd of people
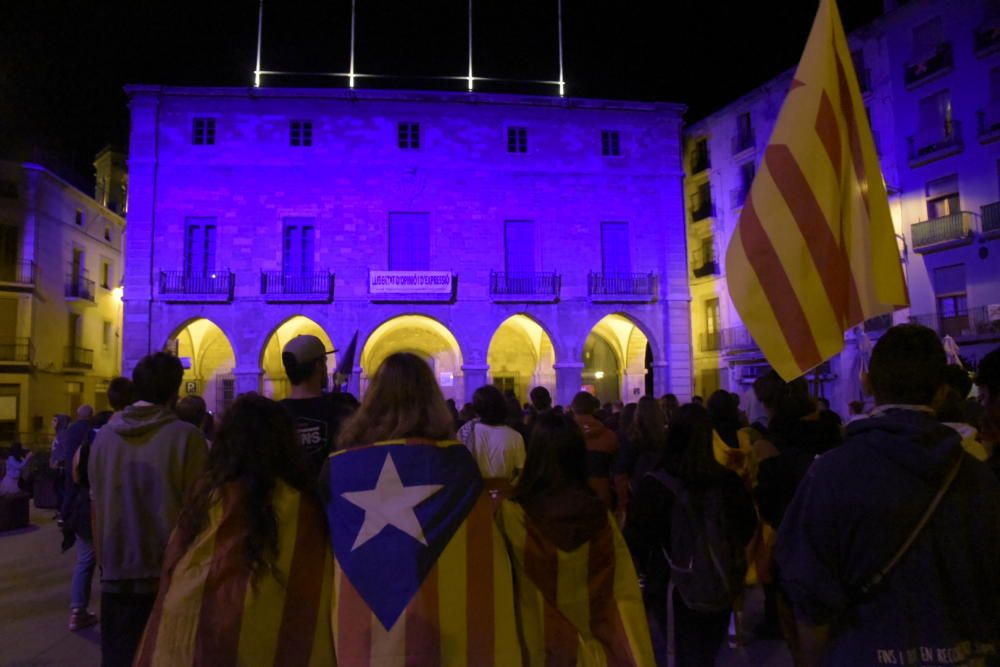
[3,324,999,666]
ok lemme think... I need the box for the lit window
[601,130,621,156]
[507,127,528,153]
[398,122,420,149]
[291,120,313,147]
[192,118,216,145]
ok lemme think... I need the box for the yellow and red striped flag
[326,439,522,666]
[725,0,908,380]
[497,500,654,666]
[135,480,335,666]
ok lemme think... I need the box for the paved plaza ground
[1,506,793,666]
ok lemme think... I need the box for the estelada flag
[135,480,335,666]
[325,439,522,666]
[725,0,908,381]
[496,500,654,666]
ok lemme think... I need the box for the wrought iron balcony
[65,274,96,302]
[700,331,721,352]
[904,42,953,88]
[908,120,962,167]
[690,197,714,222]
[587,272,657,302]
[721,326,759,353]
[159,270,234,300]
[260,271,333,301]
[974,23,1000,57]
[0,338,33,364]
[977,102,1000,144]
[691,247,719,279]
[0,261,35,288]
[909,307,1000,340]
[65,346,94,370]
[489,272,560,302]
[731,131,755,155]
[982,201,1000,236]
[911,212,976,253]
[862,312,894,334]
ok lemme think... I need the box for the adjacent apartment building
[122,86,690,412]
[684,0,1000,411]
[0,154,127,445]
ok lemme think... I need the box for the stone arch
[165,318,238,414]
[583,312,656,403]
[486,314,557,403]
[258,315,337,400]
[359,314,464,401]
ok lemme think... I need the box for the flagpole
[254,0,264,88]
[556,0,565,97]
[349,0,357,88]
[467,0,474,92]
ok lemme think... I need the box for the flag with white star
[324,439,522,666]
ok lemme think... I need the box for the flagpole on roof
[349,0,357,88]
[254,0,264,88]
[467,0,474,92]
[556,0,565,97]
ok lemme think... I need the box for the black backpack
[648,470,747,612]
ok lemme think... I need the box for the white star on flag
[341,453,443,551]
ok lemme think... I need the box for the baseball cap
[282,335,335,373]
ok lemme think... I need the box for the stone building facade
[122,86,690,413]
[683,0,1000,412]
[0,158,126,445]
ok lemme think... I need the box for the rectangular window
[918,90,952,134]
[933,264,968,337]
[735,112,754,151]
[0,226,18,280]
[388,213,430,270]
[600,221,630,274]
[398,122,420,149]
[912,17,943,56]
[184,217,217,276]
[504,220,535,274]
[282,218,316,277]
[290,120,313,147]
[101,261,112,289]
[507,127,528,154]
[926,174,959,219]
[691,137,710,172]
[192,118,216,145]
[991,66,1000,102]
[601,130,621,156]
[104,226,112,242]
[705,298,720,334]
[102,321,112,349]
[75,210,84,226]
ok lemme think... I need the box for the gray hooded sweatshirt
[90,403,208,584]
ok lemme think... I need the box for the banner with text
[369,271,453,295]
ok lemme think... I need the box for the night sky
[0,0,883,189]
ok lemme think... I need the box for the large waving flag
[725,0,908,380]
[497,500,654,666]
[135,480,335,666]
[325,439,521,666]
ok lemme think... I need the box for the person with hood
[775,324,1000,666]
[89,353,208,667]
[0,442,32,495]
[571,391,620,510]
[498,411,654,666]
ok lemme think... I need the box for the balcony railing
[260,271,333,300]
[862,312,895,334]
[909,307,1000,340]
[691,247,719,278]
[0,338,33,364]
[731,131,755,155]
[587,272,657,301]
[159,271,234,297]
[0,261,35,286]
[489,272,560,301]
[908,120,963,166]
[700,331,721,352]
[65,274,96,302]
[911,212,976,252]
[977,102,1000,143]
[690,198,714,222]
[904,42,953,88]
[982,201,1000,236]
[65,346,94,370]
[721,326,759,352]
[974,23,1000,57]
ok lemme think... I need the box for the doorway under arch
[583,314,652,404]
[260,316,336,400]
[166,318,237,415]
[360,315,464,401]
[486,315,556,403]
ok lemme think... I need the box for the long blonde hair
[337,352,456,447]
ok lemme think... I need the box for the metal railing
[974,23,1000,56]
[721,326,759,352]
[587,272,657,298]
[982,201,1000,235]
[700,331,721,352]
[691,246,719,278]
[908,120,962,163]
[911,211,976,251]
[904,42,953,87]
[64,346,94,369]
[260,271,332,296]
[862,312,894,333]
[909,307,1000,339]
[0,261,35,285]
[65,274,95,301]
[489,272,560,297]
[159,270,234,295]
[0,338,33,363]
[731,131,755,155]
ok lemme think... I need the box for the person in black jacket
[625,403,757,667]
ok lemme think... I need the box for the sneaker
[69,608,98,631]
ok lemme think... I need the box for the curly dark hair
[175,394,315,582]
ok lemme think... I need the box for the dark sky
[0,0,883,189]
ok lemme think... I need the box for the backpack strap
[857,453,963,598]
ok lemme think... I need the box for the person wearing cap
[279,335,357,474]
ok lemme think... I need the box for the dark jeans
[671,589,730,667]
[101,591,156,667]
